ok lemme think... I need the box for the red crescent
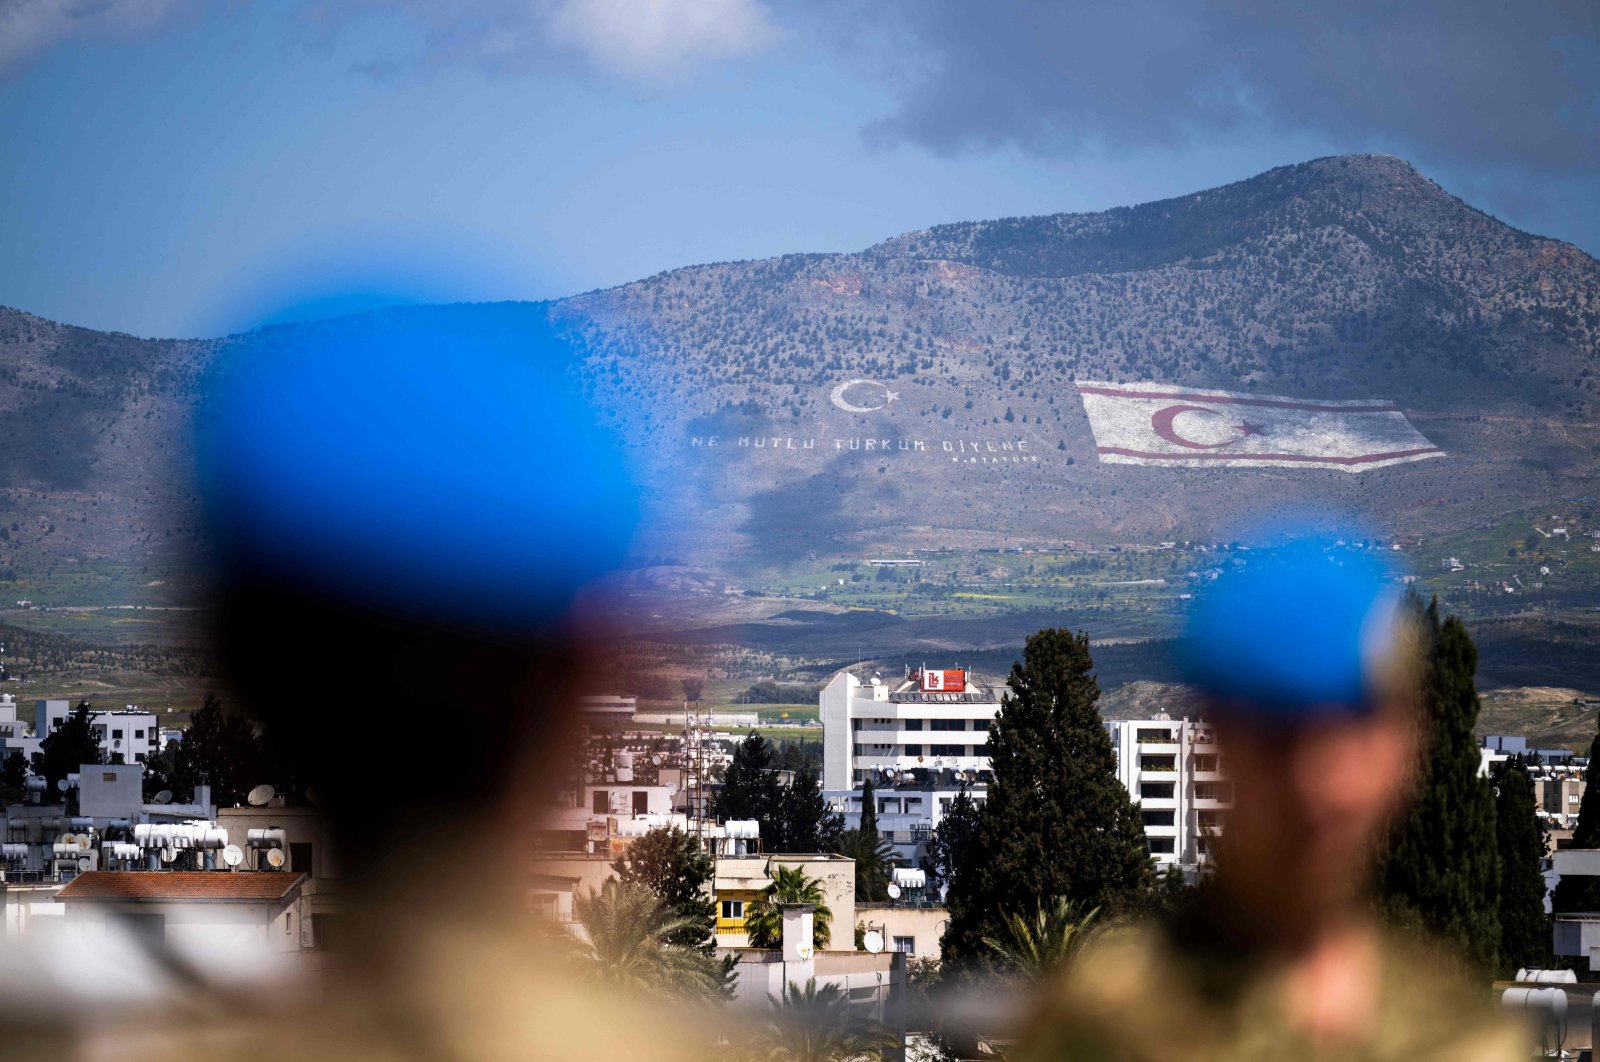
[1151,404,1232,450]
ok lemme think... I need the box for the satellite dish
[651,755,663,766]
[153,790,172,805]
[246,784,275,807]
[222,844,244,867]
[265,847,285,869]
[159,847,176,864]
[862,930,884,954]
[77,856,92,871]
[76,834,92,851]
[886,883,902,899]
[59,832,77,847]
[56,779,68,792]
[303,786,323,806]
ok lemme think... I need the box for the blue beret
[1177,535,1406,719]
[197,307,639,631]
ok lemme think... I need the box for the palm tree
[744,865,833,950]
[832,828,896,902]
[749,978,900,1062]
[571,879,728,1003]
[980,897,1099,984]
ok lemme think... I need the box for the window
[290,842,314,876]
[1571,794,1582,805]
[930,744,963,757]
[1140,755,1176,772]
[1136,728,1174,743]
[529,893,559,919]
[592,790,608,814]
[112,729,123,739]
[632,791,649,815]
[852,719,862,731]
[1195,781,1234,802]
[102,772,116,783]
[1141,782,1175,800]
[1193,753,1219,773]
[1197,810,1224,830]
[893,936,916,954]
[721,900,744,920]
[1142,809,1175,828]
[904,744,922,757]
[853,744,863,757]
[972,719,990,731]
[1147,837,1175,854]
[134,729,144,739]
[930,719,965,731]
[904,718,923,731]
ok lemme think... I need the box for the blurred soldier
[1015,538,1525,1061]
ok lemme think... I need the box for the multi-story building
[33,700,161,764]
[822,666,998,869]
[1105,715,1232,870]
[822,666,998,791]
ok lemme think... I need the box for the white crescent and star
[829,378,900,413]
[1151,403,1266,449]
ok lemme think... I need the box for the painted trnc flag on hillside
[1076,381,1444,472]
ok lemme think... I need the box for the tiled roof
[57,871,306,903]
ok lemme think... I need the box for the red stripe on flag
[1075,385,1399,413]
[1095,446,1443,465]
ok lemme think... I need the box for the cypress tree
[860,774,880,838]
[1493,758,1551,973]
[771,762,843,853]
[924,785,980,898]
[1551,718,1600,913]
[714,732,781,828]
[1379,598,1501,973]
[941,628,1153,971]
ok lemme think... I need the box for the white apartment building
[821,667,998,792]
[822,667,999,868]
[33,701,160,765]
[1105,716,1232,870]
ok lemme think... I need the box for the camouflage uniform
[1013,920,1527,1062]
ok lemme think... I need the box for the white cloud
[0,0,186,71]
[541,0,779,81]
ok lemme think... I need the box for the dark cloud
[853,1,1598,174]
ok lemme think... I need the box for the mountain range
[2,154,1597,592]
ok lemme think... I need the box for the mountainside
[1,155,1597,593]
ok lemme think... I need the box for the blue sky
[1,1,1594,339]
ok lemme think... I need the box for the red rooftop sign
[921,668,966,693]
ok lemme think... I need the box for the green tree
[744,865,833,950]
[941,629,1153,971]
[172,693,267,808]
[923,785,980,897]
[771,762,844,853]
[571,879,728,1003]
[1553,717,1600,913]
[834,828,896,902]
[1493,758,1551,974]
[745,978,900,1062]
[715,732,782,826]
[848,774,892,900]
[32,701,102,796]
[980,899,1099,985]
[612,826,716,948]
[1379,598,1501,973]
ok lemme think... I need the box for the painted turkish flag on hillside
[1076,381,1444,472]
